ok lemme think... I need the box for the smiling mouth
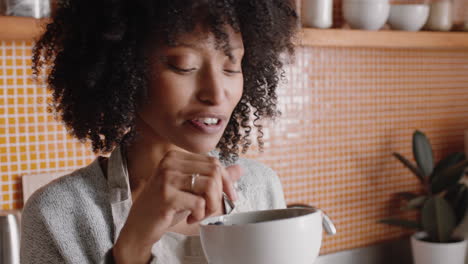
[192,117,221,126]
[187,117,224,134]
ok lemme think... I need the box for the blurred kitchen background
[2,0,468,257]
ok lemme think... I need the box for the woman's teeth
[187,117,223,134]
[195,118,219,125]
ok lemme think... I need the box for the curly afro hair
[33,0,298,162]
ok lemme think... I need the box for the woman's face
[138,25,244,154]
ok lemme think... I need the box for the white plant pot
[411,232,467,264]
[453,210,468,264]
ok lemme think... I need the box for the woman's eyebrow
[166,42,244,63]
[173,42,244,51]
[228,47,244,63]
[173,42,197,49]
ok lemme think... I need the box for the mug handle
[287,203,337,235]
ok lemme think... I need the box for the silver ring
[191,173,199,191]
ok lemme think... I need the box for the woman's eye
[168,64,196,73]
[224,69,242,74]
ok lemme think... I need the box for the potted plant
[380,130,468,264]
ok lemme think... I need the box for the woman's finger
[169,173,222,216]
[171,188,207,224]
[226,164,242,182]
[163,150,221,166]
[193,175,222,216]
[175,159,223,177]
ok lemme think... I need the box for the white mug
[302,0,333,29]
[0,210,21,264]
[425,0,453,31]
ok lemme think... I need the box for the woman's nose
[196,70,225,106]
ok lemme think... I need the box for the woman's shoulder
[20,159,114,263]
[23,159,107,215]
[235,157,286,210]
[214,151,280,189]
[235,157,278,184]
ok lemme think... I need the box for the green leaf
[396,192,419,201]
[445,184,465,208]
[393,152,425,184]
[422,197,456,243]
[431,160,468,194]
[460,188,468,225]
[379,218,421,230]
[401,196,427,211]
[456,187,468,225]
[444,183,468,225]
[413,131,434,178]
[446,184,468,225]
[431,152,465,182]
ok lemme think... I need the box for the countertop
[315,239,412,264]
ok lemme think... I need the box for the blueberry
[208,221,224,225]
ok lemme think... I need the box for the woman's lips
[187,118,224,134]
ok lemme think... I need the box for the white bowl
[343,1,390,30]
[199,208,323,264]
[388,4,430,31]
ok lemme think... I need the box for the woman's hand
[113,150,242,264]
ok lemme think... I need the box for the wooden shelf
[300,28,468,49]
[0,16,48,41]
[2,16,468,49]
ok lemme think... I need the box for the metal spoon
[223,192,236,214]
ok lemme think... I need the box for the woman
[21,0,298,263]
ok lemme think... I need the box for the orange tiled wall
[2,40,468,254]
[0,41,95,208]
